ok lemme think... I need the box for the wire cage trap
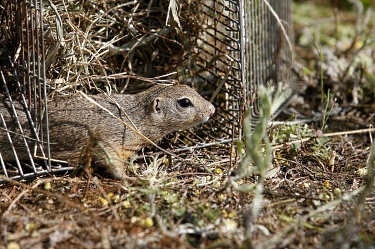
[0,0,294,182]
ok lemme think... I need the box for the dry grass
[1,132,374,248]
[43,0,202,95]
[1,0,375,248]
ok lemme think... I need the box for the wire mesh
[161,0,243,151]
[0,0,74,182]
[0,0,294,182]
[165,0,293,149]
[241,0,294,126]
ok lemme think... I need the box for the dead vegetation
[1,0,375,248]
[42,0,202,94]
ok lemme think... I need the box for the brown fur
[0,85,215,179]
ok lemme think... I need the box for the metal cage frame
[0,0,293,182]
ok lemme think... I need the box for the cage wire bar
[0,0,74,182]
[0,0,293,181]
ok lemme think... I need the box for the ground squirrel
[0,84,215,179]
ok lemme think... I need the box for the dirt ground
[1,1,375,248]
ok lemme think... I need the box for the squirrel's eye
[177,98,193,108]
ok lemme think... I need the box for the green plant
[230,84,292,218]
[314,44,335,130]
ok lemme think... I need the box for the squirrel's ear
[153,98,161,112]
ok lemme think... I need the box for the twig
[273,127,375,150]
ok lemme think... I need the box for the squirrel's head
[148,84,215,136]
